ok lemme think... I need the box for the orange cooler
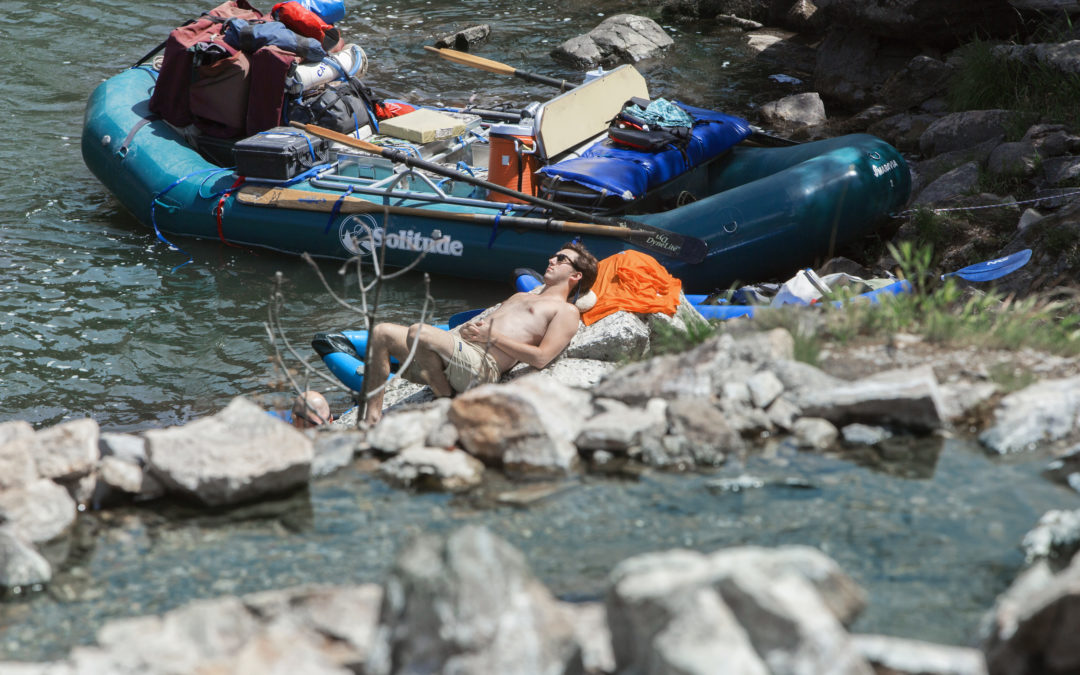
[487,123,540,203]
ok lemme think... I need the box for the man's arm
[461,304,580,369]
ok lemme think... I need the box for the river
[1,0,1077,664]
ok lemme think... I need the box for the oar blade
[622,224,708,264]
[944,248,1032,282]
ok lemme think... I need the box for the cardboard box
[378,109,468,144]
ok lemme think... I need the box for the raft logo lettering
[339,215,464,257]
[645,232,680,253]
[872,159,899,178]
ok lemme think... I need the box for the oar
[237,184,704,261]
[288,122,707,263]
[423,46,572,90]
[423,47,799,147]
[941,249,1032,282]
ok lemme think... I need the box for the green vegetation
[648,310,716,356]
[947,38,1080,129]
[744,242,1080,360]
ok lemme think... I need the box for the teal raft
[82,63,911,293]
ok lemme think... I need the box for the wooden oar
[288,122,707,263]
[424,47,799,147]
[236,184,702,261]
[423,46,572,90]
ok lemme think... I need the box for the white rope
[891,188,1080,218]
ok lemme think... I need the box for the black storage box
[232,126,330,180]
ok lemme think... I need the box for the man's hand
[459,319,491,344]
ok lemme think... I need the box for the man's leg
[364,322,457,424]
[364,322,409,424]
[405,323,456,397]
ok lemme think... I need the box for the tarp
[582,250,682,326]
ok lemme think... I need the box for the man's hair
[562,241,598,296]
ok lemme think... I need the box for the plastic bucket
[488,123,540,203]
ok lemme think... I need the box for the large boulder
[551,14,674,70]
[144,397,314,507]
[366,526,582,675]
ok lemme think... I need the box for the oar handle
[424,46,571,90]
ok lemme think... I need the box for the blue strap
[325,185,355,234]
[487,211,506,249]
[150,167,226,268]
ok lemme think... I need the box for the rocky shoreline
[3,299,1080,671]
[6,2,1080,672]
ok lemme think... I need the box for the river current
[1,0,1077,663]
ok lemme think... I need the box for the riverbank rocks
[366,525,582,675]
[551,14,674,70]
[982,549,1080,674]
[144,396,314,507]
[979,375,1080,454]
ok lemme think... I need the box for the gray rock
[767,396,802,431]
[982,553,1080,675]
[913,161,980,206]
[745,29,818,65]
[800,364,946,432]
[367,399,452,455]
[909,137,1001,194]
[576,398,667,452]
[876,55,955,110]
[639,398,741,469]
[449,373,588,475]
[771,359,845,398]
[565,311,650,362]
[98,455,156,499]
[814,0,1020,45]
[748,370,785,409]
[852,633,988,675]
[0,525,51,589]
[366,525,581,675]
[516,357,616,389]
[760,92,827,131]
[919,110,1015,158]
[606,549,768,675]
[311,431,362,478]
[0,479,77,544]
[812,29,913,108]
[551,14,674,70]
[0,425,38,491]
[706,549,874,675]
[841,423,893,446]
[145,397,313,507]
[793,417,839,450]
[566,602,615,675]
[867,112,938,153]
[99,432,148,466]
[993,40,1080,75]
[979,376,1080,454]
[1044,443,1080,493]
[377,447,485,492]
[938,380,999,421]
[987,141,1041,178]
[432,24,490,50]
[1021,509,1080,566]
[1042,155,1080,186]
[1023,123,1080,158]
[1017,208,1045,232]
[241,583,382,669]
[32,418,99,483]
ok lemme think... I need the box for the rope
[150,168,228,267]
[891,188,1080,218]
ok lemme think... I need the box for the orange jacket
[582,250,683,326]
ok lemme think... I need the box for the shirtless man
[363,242,599,424]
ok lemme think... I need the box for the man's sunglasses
[553,252,580,270]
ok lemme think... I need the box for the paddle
[941,249,1032,282]
[287,122,707,263]
[423,46,572,90]
[237,184,705,261]
[423,46,799,147]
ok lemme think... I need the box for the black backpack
[287,76,378,134]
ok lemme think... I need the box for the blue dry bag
[297,0,345,24]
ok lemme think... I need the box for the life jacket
[271,1,341,52]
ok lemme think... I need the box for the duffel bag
[287,77,377,135]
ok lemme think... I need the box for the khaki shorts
[400,336,501,393]
[444,336,502,392]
